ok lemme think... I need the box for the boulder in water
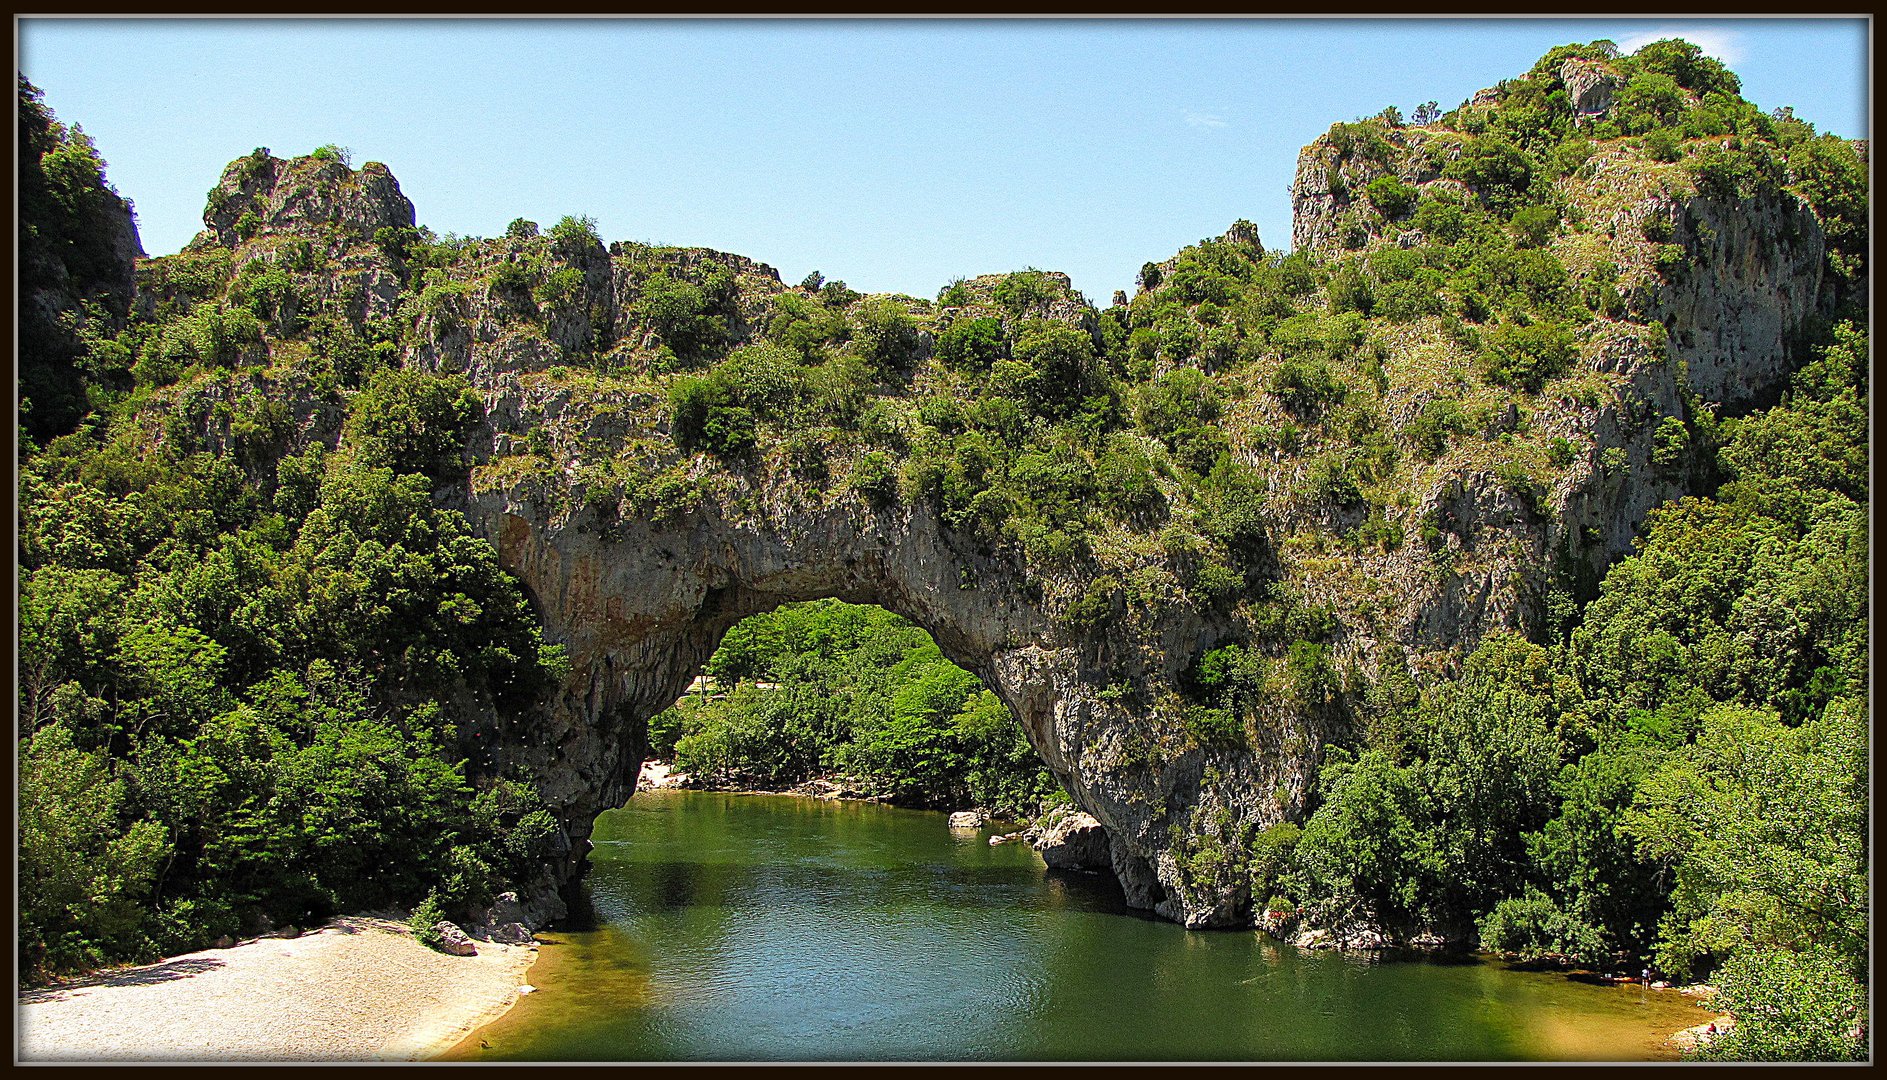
[1029,808,1111,872]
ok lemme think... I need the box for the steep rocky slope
[111,47,1853,932]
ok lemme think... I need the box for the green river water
[446,789,1706,1061]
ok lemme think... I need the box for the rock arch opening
[638,598,1068,820]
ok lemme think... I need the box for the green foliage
[1136,368,1227,474]
[1480,320,1576,392]
[309,143,352,166]
[1269,353,1347,416]
[1623,703,1866,981]
[992,268,1059,317]
[1364,175,1418,219]
[1650,415,1689,469]
[1285,647,1564,935]
[1691,947,1867,1061]
[994,320,1108,420]
[19,723,169,976]
[16,390,569,973]
[1479,886,1601,960]
[1406,398,1473,458]
[343,368,483,484]
[667,344,813,460]
[935,316,1006,370]
[670,601,1062,817]
[547,213,601,255]
[853,297,921,377]
[630,268,733,363]
[1445,136,1533,209]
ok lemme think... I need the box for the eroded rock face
[432,921,478,956]
[458,486,1321,928]
[137,87,1836,935]
[452,135,1820,931]
[1560,58,1621,118]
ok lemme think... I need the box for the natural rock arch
[145,76,1834,933]
[461,490,1313,929]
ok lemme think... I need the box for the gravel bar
[16,916,537,1062]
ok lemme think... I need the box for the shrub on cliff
[344,368,483,484]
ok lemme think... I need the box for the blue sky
[17,17,1871,304]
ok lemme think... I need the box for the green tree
[1623,702,1867,980]
[1692,946,1866,1061]
[19,723,169,975]
[343,368,482,484]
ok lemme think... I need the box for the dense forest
[14,37,1868,1061]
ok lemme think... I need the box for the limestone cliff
[127,54,1846,935]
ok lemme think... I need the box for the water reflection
[448,791,1704,1062]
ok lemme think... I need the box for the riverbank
[636,761,1039,828]
[16,916,536,1062]
[637,759,885,803]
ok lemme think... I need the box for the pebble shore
[16,916,536,1062]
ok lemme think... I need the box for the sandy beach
[16,916,537,1062]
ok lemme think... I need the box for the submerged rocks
[1028,808,1111,872]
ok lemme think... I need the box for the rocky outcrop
[469,893,537,945]
[193,150,415,250]
[1028,808,1111,872]
[459,483,1317,928]
[429,130,1817,928]
[1561,58,1621,118]
[135,63,1838,938]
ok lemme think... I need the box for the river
[446,789,1706,1061]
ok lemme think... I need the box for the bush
[935,316,1006,370]
[632,271,731,363]
[1510,205,1558,247]
[1407,398,1473,458]
[409,892,448,951]
[19,723,169,976]
[1446,136,1534,207]
[853,298,921,377]
[1413,195,1467,243]
[1641,127,1683,163]
[997,320,1106,420]
[1481,320,1577,392]
[993,269,1058,316]
[1137,369,1227,475]
[1364,176,1418,219]
[1693,947,1866,1061]
[1270,355,1346,416]
[1479,886,1600,960]
[670,372,757,459]
[548,213,601,255]
[849,451,900,508]
[1651,416,1690,469]
[344,368,483,484]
